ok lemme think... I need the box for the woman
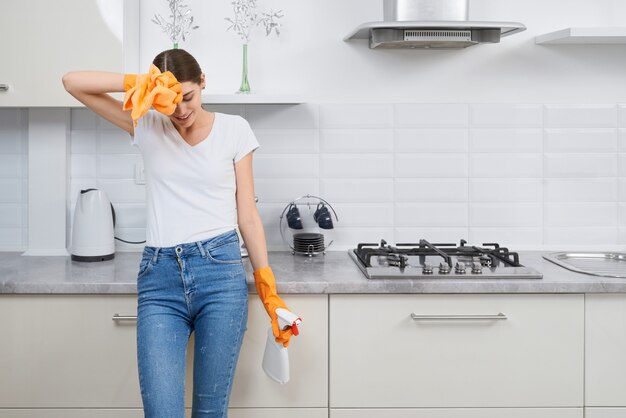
[62,48,294,418]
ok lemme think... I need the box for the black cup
[286,204,303,229]
[314,203,334,230]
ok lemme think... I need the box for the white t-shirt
[130,110,260,247]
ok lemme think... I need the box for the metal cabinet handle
[0,84,9,92]
[112,314,137,321]
[410,312,507,320]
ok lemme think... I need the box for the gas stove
[349,239,542,279]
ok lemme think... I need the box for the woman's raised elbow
[61,72,74,93]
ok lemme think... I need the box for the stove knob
[454,262,466,274]
[422,262,433,275]
[471,261,483,274]
[438,262,451,274]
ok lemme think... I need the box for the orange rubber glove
[253,266,294,347]
[122,64,183,126]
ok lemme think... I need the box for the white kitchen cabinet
[0,0,123,107]
[0,294,327,409]
[0,295,142,408]
[329,294,584,408]
[229,294,328,407]
[585,408,626,418]
[585,294,626,407]
[330,408,583,418]
[0,408,328,418]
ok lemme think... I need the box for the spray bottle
[262,308,302,384]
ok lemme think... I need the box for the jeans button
[175,247,182,254]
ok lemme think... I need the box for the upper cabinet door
[0,0,123,107]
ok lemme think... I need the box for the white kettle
[71,189,115,262]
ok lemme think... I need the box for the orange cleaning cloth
[123,64,183,126]
[253,266,294,347]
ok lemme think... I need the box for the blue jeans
[136,229,248,418]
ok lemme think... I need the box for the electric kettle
[71,188,115,262]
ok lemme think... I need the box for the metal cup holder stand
[279,194,339,256]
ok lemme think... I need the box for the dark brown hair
[152,49,202,85]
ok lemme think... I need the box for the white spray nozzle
[276,308,302,336]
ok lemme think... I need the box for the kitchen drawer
[229,294,328,407]
[230,408,328,418]
[0,408,328,418]
[330,408,583,418]
[0,294,326,409]
[0,295,142,408]
[0,411,144,418]
[586,408,626,418]
[585,294,626,406]
[329,294,584,408]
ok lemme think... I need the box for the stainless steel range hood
[344,0,526,49]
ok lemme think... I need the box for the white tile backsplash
[0,155,22,178]
[8,103,626,252]
[544,104,617,128]
[395,227,469,244]
[395,178,468,202]
[544,129,617,153]
[319,104,393,129]
[469,203,543,227]
[0,204,23,228]
[0,179,22,203]
[247,104,319,129]
[331,203,394,227]
[321,154,393,178]
[470,104,543,128]
[469,179,542,202]
[619,105,626,128]
[255,129,319,154]
[394,104,468,128]
[544,203,617,227]
[395,153,468,178]
[395,129,468,153]
[469,227,543,246]
[320,129,393,153]
[395,202,468,227]
[320,179,394,202]
[545,178,618,202]
[70,154,97,178]
[70,130,97,154]
[0,108,27,250]
[255,154,319,178]
[255,179,320,203]
[544,227,618,246]
[469,129,543,153]
[544,154,618,178]
[469,154,542,178]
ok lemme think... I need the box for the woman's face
[170,74,206,128]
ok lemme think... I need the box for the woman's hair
[152,49,202,85]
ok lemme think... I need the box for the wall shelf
[535,27,626,44]
[201,94,303,105]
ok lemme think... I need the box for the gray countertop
[1,250,626,294]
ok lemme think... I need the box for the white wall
[138,0,626,102]
[65,102,626,251]
[0,109,28,251]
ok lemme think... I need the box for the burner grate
[355,239,522,269]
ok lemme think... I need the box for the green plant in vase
[153,0,199,49]
[225,0,283,94]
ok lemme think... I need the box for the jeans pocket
[137,255,153,280]
[207,240,242,264]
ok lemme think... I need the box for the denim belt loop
[196,241,207,258]
[151,248,160,264]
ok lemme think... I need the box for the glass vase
[237,43,251,94]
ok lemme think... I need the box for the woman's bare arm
[62,71,134,135]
